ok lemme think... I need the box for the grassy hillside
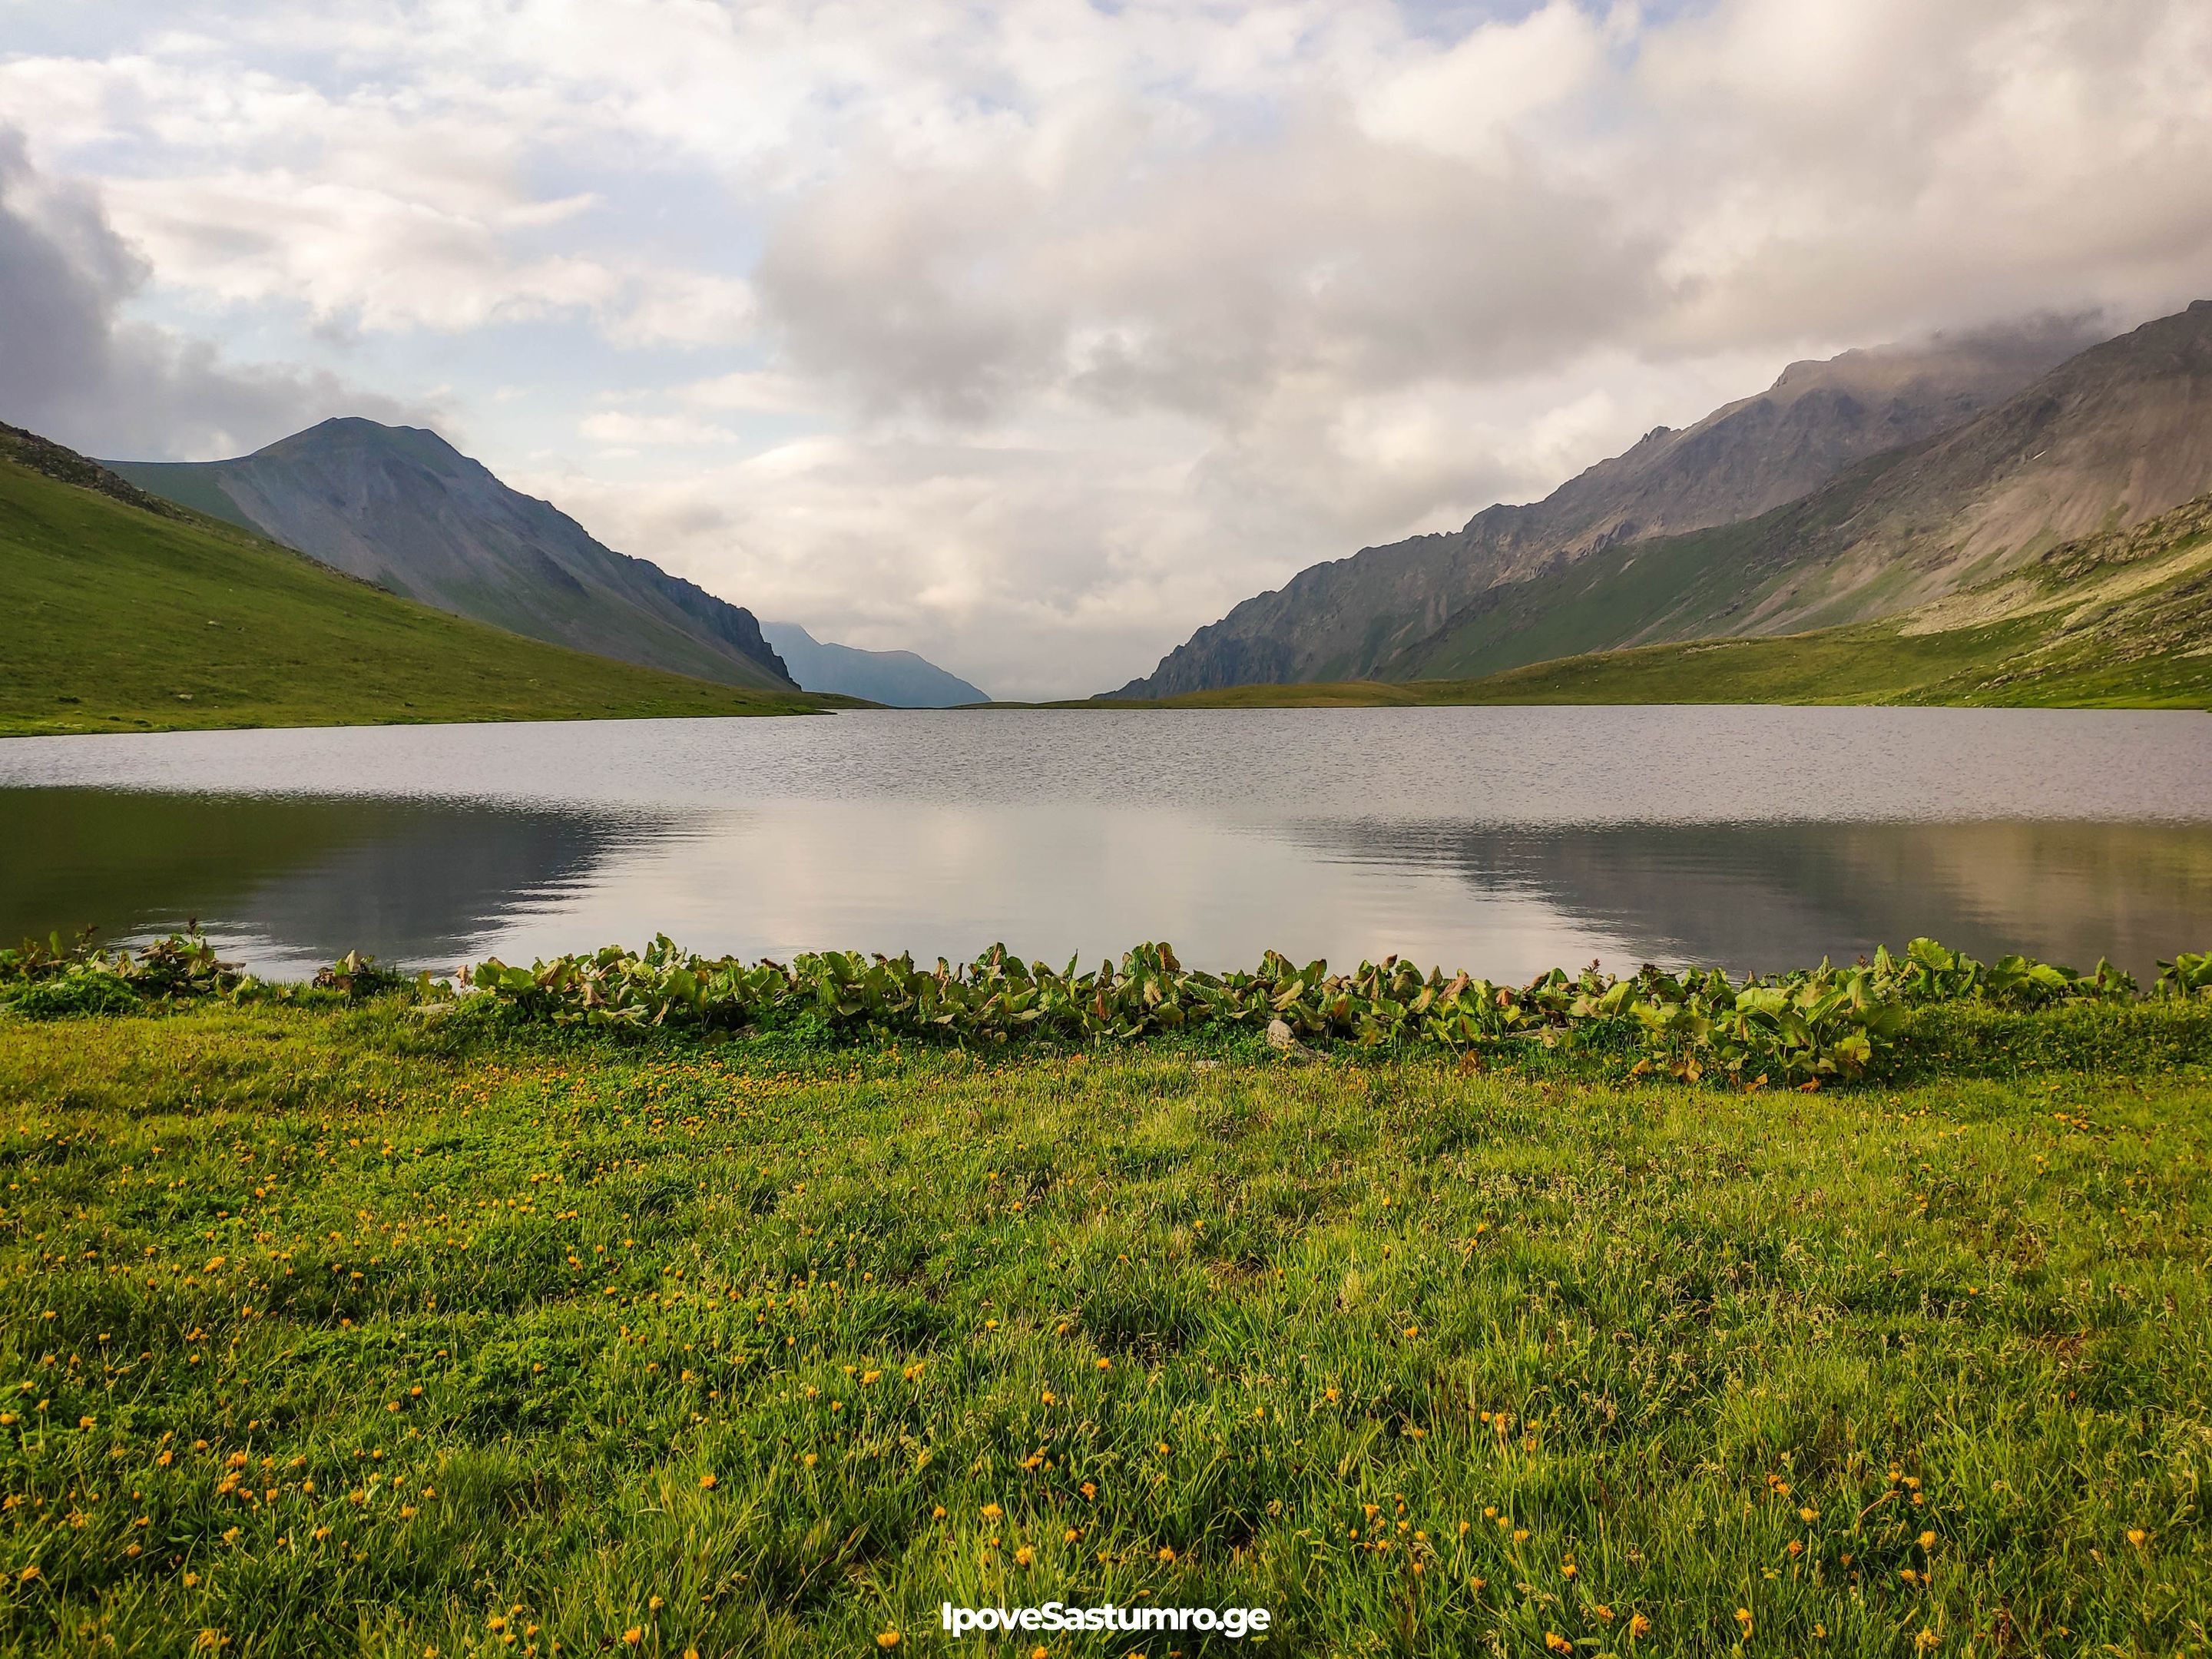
[2,1000,2207,1654]
[1432,491,2212,709]
[1377,459,1892,684]
[108,419,798,693]
[1386,309,2212,688]
[1111,323,2099,700]
[0,439,855,737]
[1092,492,2212,711]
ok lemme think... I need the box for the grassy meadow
[2,1002,2208,1657]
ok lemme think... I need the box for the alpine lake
[4,704,2210,982]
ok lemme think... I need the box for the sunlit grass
[1,1006,2207,1655]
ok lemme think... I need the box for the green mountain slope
[108,418,796,691]
[1382,449,1920,682]
[0,424,851,737]
[1119,491,2212,710]
[1109,317,2095,697]
[1389,303,2212,683]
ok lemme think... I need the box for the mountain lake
[3,705,2210,982]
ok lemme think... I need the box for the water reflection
[5,710,2210,979]
[0,790,679,979]
[3,786,2210,982]
[1299,820,2212,976]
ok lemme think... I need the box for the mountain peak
[106,424,795,692]
[257,416,474,474]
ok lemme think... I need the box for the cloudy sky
[4,0,2211,697]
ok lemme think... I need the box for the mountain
[107,418,794,691]
[1111,316,2101,697]
[1410,486,2212,709]
[1098,485,2212,713]
[1386,300,2212,681]
[0,421,843,737]
[758,622,988,707]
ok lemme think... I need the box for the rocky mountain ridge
[109,419,795,692]
[1386,300,2212,681]
[1111,316,2105,697]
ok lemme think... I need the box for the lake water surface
[3,706,2210,982]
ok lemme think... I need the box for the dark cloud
[0,129,419,460]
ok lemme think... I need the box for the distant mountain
[1386,300,2212,681]
[759,622,988,707]
[1110,316,2101,697]
[108,419,793,691]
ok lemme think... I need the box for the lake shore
[2,1002,2207,1654]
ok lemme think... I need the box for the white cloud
[604,271,758,349]
[0,127,423,459]
[1353,1,1611,166]
[578,409,743,449]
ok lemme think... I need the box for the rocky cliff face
[1111,317,2100,697]
[109,419,794,691]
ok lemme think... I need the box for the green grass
[2,1003,2207,1655]
[1396,619,2212,711]
[0,454,857,737]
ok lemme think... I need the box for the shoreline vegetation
[8,932,2211,1082]
[2,935,2209,1654]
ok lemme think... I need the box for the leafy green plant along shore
[2,967,2210,1657]
[7,930,2204,1085]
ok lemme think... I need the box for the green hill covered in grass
[1088,490,2212,711]
[0,424,856,737]
[108,418,800,691]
